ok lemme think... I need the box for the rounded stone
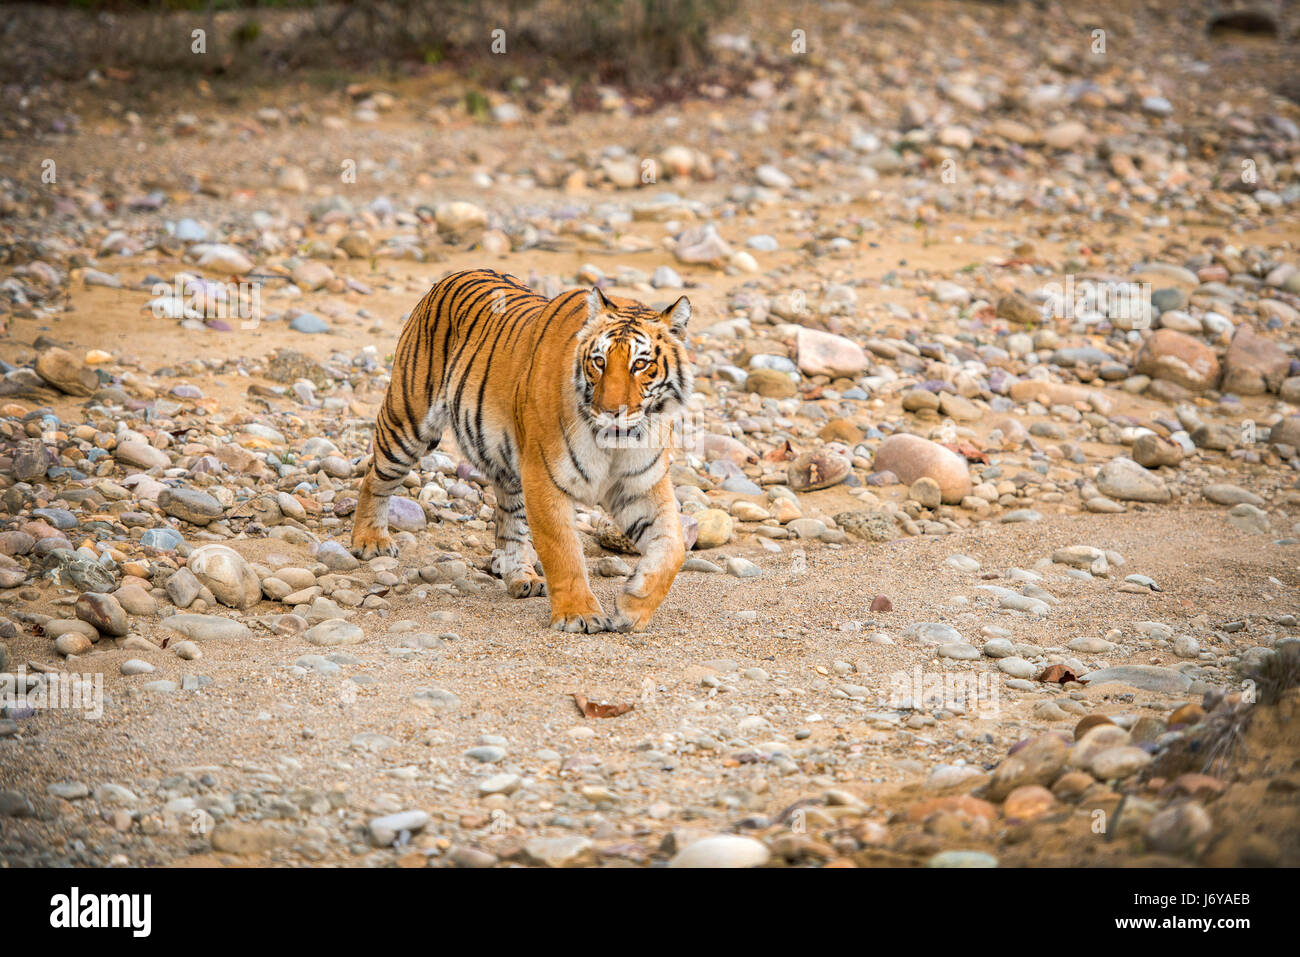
[788,450,851,491]
[873,434,971,504]
[909,476,942,508]
[304,619,364,647]
[187,544,262,610]
[55,633,93,656]
[668,835,770,868]
[694,509,734,549]
[75,592,128,637]
[1131,433,1184,469]
[159,487,224,526]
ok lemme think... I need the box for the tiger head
[575,287,693,442]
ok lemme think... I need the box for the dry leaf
[1037,664,1085,684]
[941,441,990,464]
[572,693,633,719]
[763,439,797,463]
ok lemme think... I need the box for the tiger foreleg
[522,454,616,633]
[609,473,685,633]
[491,486,547,598]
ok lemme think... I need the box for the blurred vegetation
[1,0,735,85]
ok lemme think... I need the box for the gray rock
[983,637,1015,658]
[464,746,507,763]
[668,835,769,868]
[290,312,330,334]
[159,487,224,525]
[316,541,360,571]
[387,496,426,532]
[1202,484,1263,507]
[166,567,202,608]
[997,656,1036,679]
[304,619,364,646]
[368,810,429,846]
[523,835,595,868]
[160,614,252,642]
[1096,457,1170,503]
[926,851,998,868]
[412,686,460,710]
[0,790,36,817]
[906,622,964,646]
[75,592,127,636]
[188,544,262,609]
[725,557,761,578]
[1080,665,1192,694]
[1226,503,1270,534]
[46,782,90,800]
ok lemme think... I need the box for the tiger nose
[600,401,640,417]
[593,382,632,414]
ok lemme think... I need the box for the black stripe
[537,445,582,499]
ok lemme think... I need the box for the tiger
[351,268,694,634]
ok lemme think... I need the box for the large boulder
[1270,417,1300,450]
[1221,323,1289,395]
[787,450,851,491]
[1096,457,1171,503]
[795,327,869,378]
[873,434,971,504]
[187,544,261,610]
[36,348,98,396]
[744,368,797,398]
[1133,329,1220,392]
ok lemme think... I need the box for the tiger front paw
[351,524,397,560]
[549,600,617,633]
[613,592,654,633]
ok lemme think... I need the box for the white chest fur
[554,420,667,507]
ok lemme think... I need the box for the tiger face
[575,288,693,443]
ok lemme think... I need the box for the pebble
[1096,458,1171,503]
[668,835,770,868]
[304,619,364,646]
[997,657,1036,679]
[160,614,252,642]
[188,544,262,609]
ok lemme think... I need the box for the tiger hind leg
[490,486,547,598]
[352,401,444,559]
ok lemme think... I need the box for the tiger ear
[660,296,691,337]
[585,286,616,324]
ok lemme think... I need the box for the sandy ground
[2,499,1297,866]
